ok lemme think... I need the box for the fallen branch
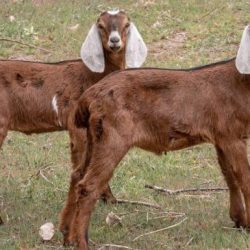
[0,38,53,53]
[145,184,228,195]
[148,213,185,221]
[97,244,137,250]
[185,237,194,247]
[115,199,161,209]
[133,217,188,241]
[116,210,184,218]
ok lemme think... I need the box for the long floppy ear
[126,22,147,68]
[236,25,250,74]
[80,24,105,73]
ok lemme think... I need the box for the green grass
[1,0,250,249]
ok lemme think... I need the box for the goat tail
[74,99,90,129]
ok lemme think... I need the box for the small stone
[9,16,15,22]
[39,222,55,241]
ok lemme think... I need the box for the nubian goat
[62,26,250,249]
[0,10,147,224]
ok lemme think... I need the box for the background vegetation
[1,0,250,249]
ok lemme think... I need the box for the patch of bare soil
[32,0,56,6]
[148,32,187,60]
[137,0,156,7]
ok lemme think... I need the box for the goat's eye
[97,24,104,30]
[125,23,130,29]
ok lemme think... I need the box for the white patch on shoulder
[52,95,62,127]
[52,95,58,115]
[107,10,120,15]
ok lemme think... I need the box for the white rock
[39,222,55,241]
[9,16,15,22]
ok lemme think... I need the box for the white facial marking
[107,10,120,15]
[52,95,62,126]
[108,30,122,48]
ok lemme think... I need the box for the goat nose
[110,36,120,43]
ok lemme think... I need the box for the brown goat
[61,26,250,249]
[0,10,147,225]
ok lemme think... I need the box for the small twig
[195,5,225,22]
[89,239,98,246]
[38,169,53,185]
[0,38,53,53]
[97,244,137,250]
[222,226,246,231]
[185,237,194,247]
[116,199,161,209]
[133,217,188,241]
[145,184,228,195]
[29,163,53,180]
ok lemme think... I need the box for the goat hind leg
[69,128,117,203]
[67,141,128,248]
[59,167,83,245]
[61,130,117,245]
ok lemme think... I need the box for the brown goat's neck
[104,49,126,72]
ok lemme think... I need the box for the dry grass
[1,0,250,249]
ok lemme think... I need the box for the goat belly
[8,92,64,134]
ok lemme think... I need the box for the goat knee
[70,168,84,185]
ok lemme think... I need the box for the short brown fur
[0,11,131,229]
[63,59,250,249]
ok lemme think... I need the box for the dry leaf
[105,212,122,226]
[68,24,79,31]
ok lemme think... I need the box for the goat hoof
[232,215,247,229]
[60,227,72,246]
[63,236,77,247]
[0,216,3,225]
[101,194,117,204]
[233,220,248,229]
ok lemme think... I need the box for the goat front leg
[0,110,9,225]
[216,146,246,227]
[60,167,83,246]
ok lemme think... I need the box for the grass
[1,0,250,249]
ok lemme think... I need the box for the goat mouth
[110,46,121,52]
